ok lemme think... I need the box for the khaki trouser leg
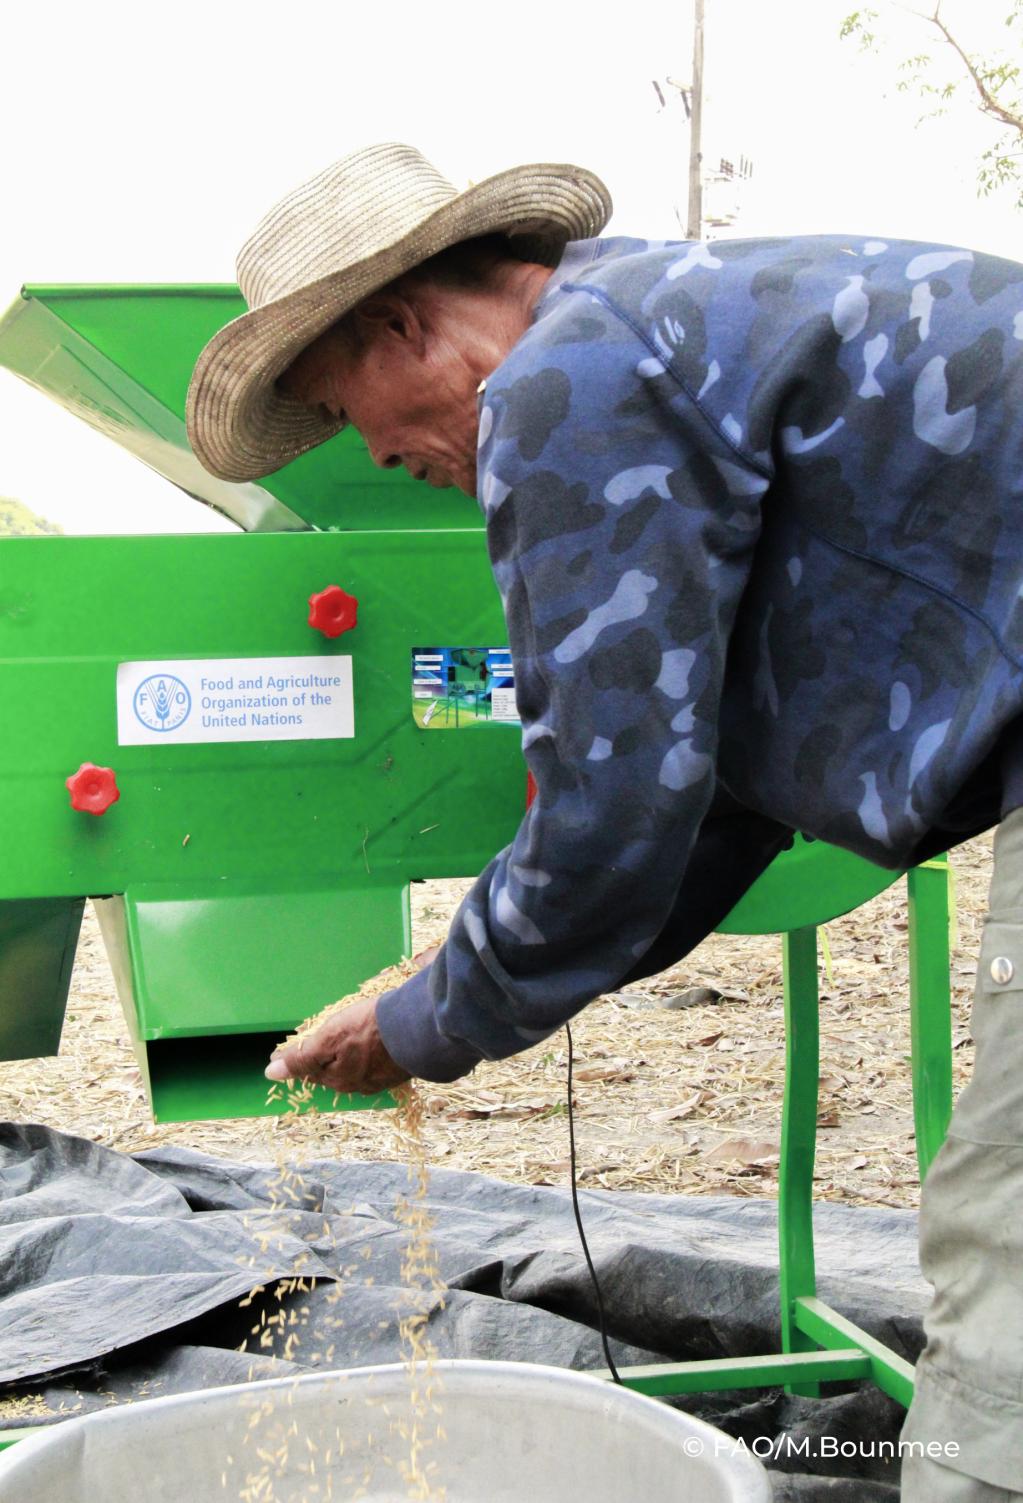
[903,1454,1016,1502]
[901,807,1023,1500]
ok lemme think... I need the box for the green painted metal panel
[0,532,521,902]
[94,888,396,1122]
[608,1347,873,1397]
[145,1034,396,1123]
[0,529,521,1117]
[718,833,900,934]
[0,898,84,1059]
[0,287,481,534]
[113,884,411,1038]
[0,293,302,534]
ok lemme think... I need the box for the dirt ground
[0,834,992,1208]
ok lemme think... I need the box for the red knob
[308,584,358,638]
[526,770,538,809]
[66,763,120,816]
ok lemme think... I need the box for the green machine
[0,282,954,1167]
[0,282,958,1426]
[0,284,525,1121]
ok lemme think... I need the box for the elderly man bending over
[188,144,1023,1502]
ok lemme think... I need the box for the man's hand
[264,994,411,1095]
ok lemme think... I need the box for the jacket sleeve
[376,294,774,1081]
[615,790,794,986]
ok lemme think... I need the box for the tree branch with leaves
[842,2,1023,206]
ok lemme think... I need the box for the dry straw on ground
[0,832,993,1210]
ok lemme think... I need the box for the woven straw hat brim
[186,162,611,483]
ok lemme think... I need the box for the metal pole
[687,0,705,240]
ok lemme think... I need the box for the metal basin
[0,1360,770,1500]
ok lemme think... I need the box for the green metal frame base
[595,860,953,1412]
[606,1293,913,1407]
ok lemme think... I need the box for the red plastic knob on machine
[526,770,538,809]
[66,763,121,816]
[308,585,359,638]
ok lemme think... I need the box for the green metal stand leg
[779,925,821,1397]
[0,897,85,1059]
[907,860,954,1181]
[603,859,949,1407]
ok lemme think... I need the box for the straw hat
[186,143,612,482]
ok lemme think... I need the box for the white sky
[0,0,1017,535]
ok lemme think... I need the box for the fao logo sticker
[133,674,191,733]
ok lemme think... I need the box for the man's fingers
[264,1037,309,1082]
[263,997,411,1094]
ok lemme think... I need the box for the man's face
[278,304,482,496]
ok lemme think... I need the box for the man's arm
[615,792,794,986]
[264,800,790,1092]
[371,292,773,1079]
[275,281,774,1088]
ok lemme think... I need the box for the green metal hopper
[0,284,522,1120]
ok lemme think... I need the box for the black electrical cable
[565,1021,622,1384]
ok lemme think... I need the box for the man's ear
[352,292,427,357]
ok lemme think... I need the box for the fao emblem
[133,674,191,733]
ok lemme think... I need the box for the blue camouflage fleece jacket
[376,232,1023,1082]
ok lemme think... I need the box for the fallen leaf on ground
[448,1098,559,1120]
[704,1138,780,1166]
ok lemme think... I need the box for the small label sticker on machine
[116,657,355,746]
[411,647,519,730]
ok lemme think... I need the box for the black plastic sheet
[1,1122,926,1499]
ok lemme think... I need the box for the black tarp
[0,1122,929,1499]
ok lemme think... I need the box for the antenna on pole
[687,0,705,240]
